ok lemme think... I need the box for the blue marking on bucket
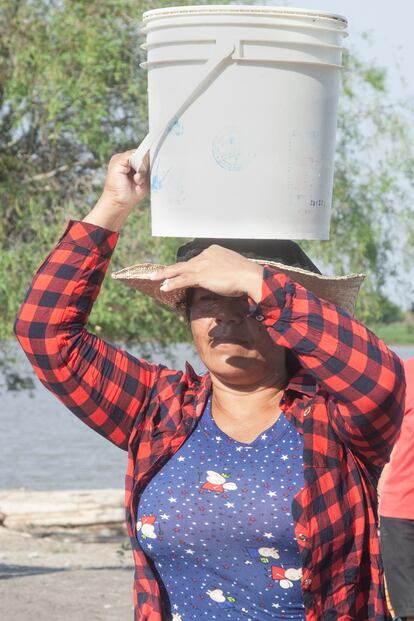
[212,132,254,172]
[167,118,184,136]
[151,161,170,192]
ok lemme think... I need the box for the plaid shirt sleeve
[14,219,162,451]
[252,266,405,467]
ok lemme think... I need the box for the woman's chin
[208,351,267,379]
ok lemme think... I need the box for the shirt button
[303,406,312,417]
[298,533,307,541]
[255,314,264,322]
[303,578,312,587]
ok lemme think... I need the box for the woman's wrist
[244,263,264,303]
[83,194,133,232]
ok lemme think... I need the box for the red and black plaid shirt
[14,220,405,621]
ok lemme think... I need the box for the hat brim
[111,260,365,317]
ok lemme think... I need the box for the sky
[263,0,413,103]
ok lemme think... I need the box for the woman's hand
[150,245,264,303]
[100,149,150,210]
[83,149,150,232]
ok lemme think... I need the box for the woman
[15,150,405,621]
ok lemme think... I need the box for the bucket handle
[129,40,236,172]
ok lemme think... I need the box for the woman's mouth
[211,337,249,347]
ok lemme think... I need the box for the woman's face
[189,288,286,386]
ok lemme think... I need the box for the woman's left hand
[149,245,264,302]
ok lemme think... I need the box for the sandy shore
[0,525,135,621]
[0,490,135,621]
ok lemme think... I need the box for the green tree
[374,294,404,325]
[1,1,413,388]
[1,0,230,388]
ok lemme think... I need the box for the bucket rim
[142,5,348,28]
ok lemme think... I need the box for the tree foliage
[1,0,225,347]
[1,0,413,368]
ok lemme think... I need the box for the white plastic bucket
[131,5,348,239]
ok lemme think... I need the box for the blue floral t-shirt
[137,397,305,620]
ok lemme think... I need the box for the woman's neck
[210,370,288,443]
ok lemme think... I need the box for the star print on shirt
[263,532,273,539]
[177,456,185,462]
[281,455,289,461]
[168,497,177,503]
[267,491,277,497]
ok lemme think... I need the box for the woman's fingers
[141,152,150,172]
[133,172,147,188]
[160,273,197,292]
[147,263,198,291]
[149,263,187,281]
[146,246,261,299]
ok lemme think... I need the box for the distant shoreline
[369,322,414,346]
[0,489,124,532]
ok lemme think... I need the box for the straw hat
[112,239,365,317]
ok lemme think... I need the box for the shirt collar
[285,367,317,397]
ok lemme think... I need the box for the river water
[1,344,413,491]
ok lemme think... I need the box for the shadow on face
[189,288,286,385]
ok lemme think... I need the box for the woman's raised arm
[14,151,165,451]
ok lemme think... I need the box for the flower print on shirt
[201,470,238,493]
[136,515,158,539]
[271,566,302,589]
[246,546,280,564]
[246,547,301,591]
[207,588,236,608]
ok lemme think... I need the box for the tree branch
[22,160,101,183]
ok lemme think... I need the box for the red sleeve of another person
[379,357,414,519]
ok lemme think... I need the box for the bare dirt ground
[0,524,135,621]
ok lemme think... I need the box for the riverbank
[369,321,414,345]
[0,525,134,621]
[0,489,133,621]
